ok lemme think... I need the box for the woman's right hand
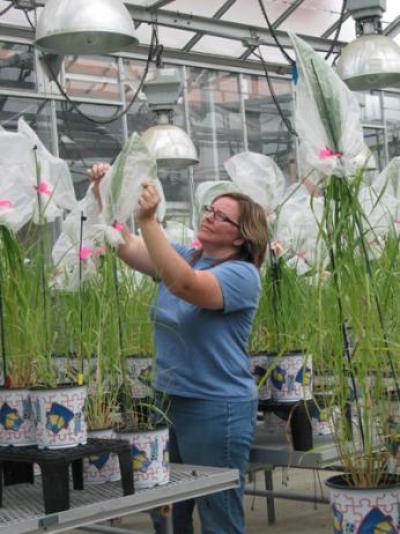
[87,162,110,207]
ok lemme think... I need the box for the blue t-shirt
[151,243,261,400]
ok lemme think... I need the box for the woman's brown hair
[192,192,269,269]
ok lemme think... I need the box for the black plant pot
[290,402,313,451]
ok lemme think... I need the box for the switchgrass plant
[308,168,400,488]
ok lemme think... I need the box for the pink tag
[0,200,12,209]
[191,239,202,250]
[113,222,124,232]
[36,181,53,196]
[319,147,342,159]
[80,246,93,261]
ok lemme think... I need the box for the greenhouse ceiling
[0,0,399,75]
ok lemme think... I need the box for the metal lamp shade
[142,124,199,170]
[35,0,138,55]
[336,34,400,90]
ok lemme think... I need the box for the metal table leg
[264,469,276,525]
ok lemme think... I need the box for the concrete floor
[78,468,335,533]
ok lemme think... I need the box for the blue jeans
[166,395,257,534]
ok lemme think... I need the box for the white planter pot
[83,428,121,484]
[30,385,87,449]
[325,474,400,533]
[0,388,35,446]
[116,426,169,490]
[125,356,153,399]
[270,352,313,403]
[249,354,271,401]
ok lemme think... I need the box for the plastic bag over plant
[357,185,400,259]
[99,132,166,235]
[163,220,194,245]
[51,133,167,290]
[274,188,327,275]
[289,33,367,183]
[373,157,400,198]
[19,118,77,212]
[224,151,286,214]
[0,120,76,230]
[193,180,239,231]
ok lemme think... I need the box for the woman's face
[198,196,243,248]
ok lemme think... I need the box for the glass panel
[280,0,344,37]
[363,127,386,171]
[56,102,124,200]
[63,55,121,101]
[0,97,52,148]
[242,73,296,183]
[64,79,122,102]
[0,41,36,91]
[64,56,119,80]
[383,91,400,161]
[154,0,227,16]
[222,0,293,26]
[356,92,384,125]
[0,1,34,25]
[186,67,246,183]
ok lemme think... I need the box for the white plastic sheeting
[51,132,167,291]
[0,118,77,231]
[289,33,369,184]
[224,151,286,214]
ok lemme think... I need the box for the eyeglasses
[202,205,240,228]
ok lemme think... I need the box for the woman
[89,163,269,534]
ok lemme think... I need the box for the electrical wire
[23,9,160,126]
[252,47,297,137]
[257,0,295,66]
[324,0,347,60]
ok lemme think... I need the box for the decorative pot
[270,351,313,403]
[30,384,87,449]
[249,353,272,401]
[0,387,35,446]
[325,474,400,533]
[116,425,169,489]
[83,428,121,484]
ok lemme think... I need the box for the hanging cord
[23,9,160,125]
[0,1,15,17]
[324,0,348,60]
[257,0,295,66]
[78,211,86,377]
[251,47,297,137]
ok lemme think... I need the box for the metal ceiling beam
[239,0,306,61]
[384,15,400,38]
[182,0,237,53]
[123,3,344,53]
[144,0,175,8]
[0,23,290,76]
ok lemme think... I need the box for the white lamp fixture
[336,0,400,90]
[35,0,138,55]
[141,68,199,170]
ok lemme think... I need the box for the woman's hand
[135,181,160,226]
[87,162,110,206]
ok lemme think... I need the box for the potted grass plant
[111,256,170,490]
[289,31,400,532]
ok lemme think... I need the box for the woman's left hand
[135,180,161,225]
